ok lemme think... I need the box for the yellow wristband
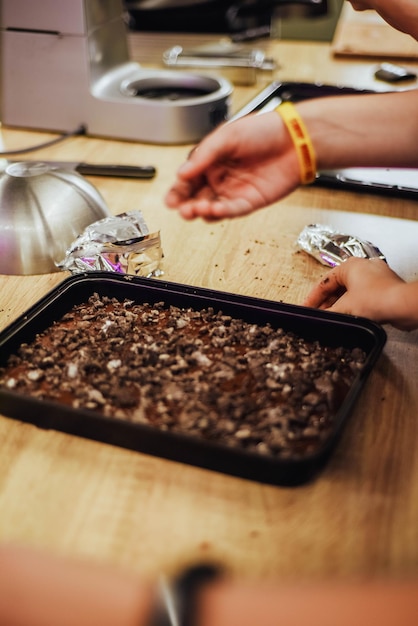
[276,102,317,185]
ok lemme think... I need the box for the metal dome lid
[0,161,111,275]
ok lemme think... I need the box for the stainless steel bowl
[0,161,111,275]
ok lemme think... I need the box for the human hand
[303,257,416,330]
[165,111,301,221]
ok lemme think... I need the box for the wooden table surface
[0,34,418,583]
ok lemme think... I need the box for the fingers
[165,150,259,220]
[165,145,219,213]
[168,195,255,221]
[164,110,296,220]
[165,120,240,213]
[303,267,347,309]
[165,165,216,214]
[303,258,402,320]
[177,128,231,183]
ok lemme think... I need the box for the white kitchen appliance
[0,0,233,144]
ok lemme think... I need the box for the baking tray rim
[0,272,387,486]
[0,271,387,344]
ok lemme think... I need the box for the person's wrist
[382,282,418,331]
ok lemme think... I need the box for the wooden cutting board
[332,4,418,59]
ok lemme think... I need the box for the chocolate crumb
[0,293,366,459]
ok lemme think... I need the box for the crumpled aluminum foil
[58,210,163,277]
[297,223,386,267]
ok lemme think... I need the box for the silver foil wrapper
[297,224,386,267]
[58,211,163,277]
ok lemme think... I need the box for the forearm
[1,545,418,626]
[0,545,153,626]
[297,89,418,170]
[199,579,418,626]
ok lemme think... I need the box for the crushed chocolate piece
[0,294,367,459]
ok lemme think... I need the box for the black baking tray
[233,81,418,200]
[0,273,386,486]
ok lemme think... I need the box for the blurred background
[123,0,344,41]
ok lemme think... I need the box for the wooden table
[0,35,418,583]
